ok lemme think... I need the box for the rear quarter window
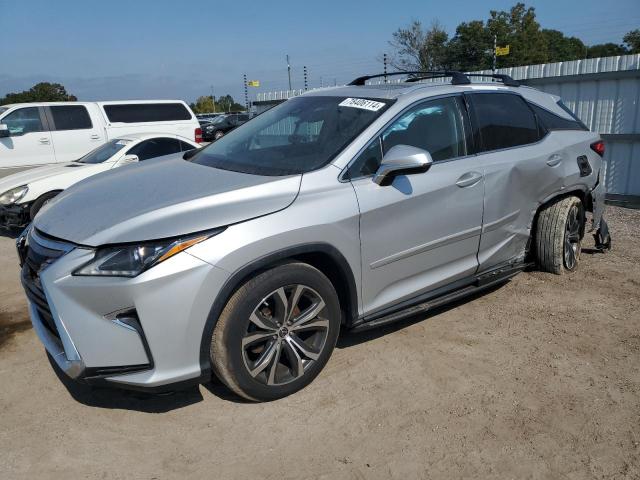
[49,105,93,130]
[104,103,192,123]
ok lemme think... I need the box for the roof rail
[348,70,520,87]
[463,73,520,87]
[349,71,470,86]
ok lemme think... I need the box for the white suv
[0,100,201,178]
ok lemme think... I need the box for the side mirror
[183,147,203,160]
[0,124,9,138]
[373,145,433,186]
[117,154,139,166]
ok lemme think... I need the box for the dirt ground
[1,207,639,480]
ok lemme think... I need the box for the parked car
[198,119,216,141]
[0,133,199,229]
[18,71,610,401]
[0,100,202,178]
[207,113,250,140]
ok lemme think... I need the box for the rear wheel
[535,196,584,274]
[211,263,341,401]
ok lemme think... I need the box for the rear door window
[49,105,93,130]
[127,138,181,160]
[103,103,192,123]
[469,93,542,152]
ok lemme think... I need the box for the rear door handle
[39,137,50,145]
[456,171,483,188]
[546,154,562,167]
[90,134,100,140]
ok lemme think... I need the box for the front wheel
[30,191,60,220]
[213,130,224,140]
[211,263,341,401]
[535,196,584,274]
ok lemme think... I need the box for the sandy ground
[0,207,639,479]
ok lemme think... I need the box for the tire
[30,191,60,221]
[211,262,341,401]
[535,196,584,274]
[213,130,224,140]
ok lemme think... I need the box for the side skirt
[350,261,529,333]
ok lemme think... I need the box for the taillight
[195,127,203,143]
[590,140,605,157]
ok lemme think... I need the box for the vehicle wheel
[213,130,224,140]
[30,191,60,220]
[211,262,341,401]
[535,196,584,274]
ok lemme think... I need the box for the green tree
[487,3,548,68]
[623,29,640,53]
[388,20,450,71]
[447,20,493,71]
[216,94,245,112]
[193,95,216,114]
[0,82,77,105]
[541,29,587,62]
[191,94,245,114]
[586,42,628,58]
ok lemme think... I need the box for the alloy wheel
[564,204,581,270]
[241,285,330,386]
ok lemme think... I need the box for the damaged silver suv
[18,71,611,401]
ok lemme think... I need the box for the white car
[0,100,202,178]
[0,133,199,229]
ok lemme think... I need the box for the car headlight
[0,185,29,205]
[73,230,222,277]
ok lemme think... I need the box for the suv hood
[34,156,302,246]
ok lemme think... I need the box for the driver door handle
[39,137,50,145]
[456,171,483,188]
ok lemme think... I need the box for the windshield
[77,139,132,164]
[212,115,227,124]
[191,96,392,175]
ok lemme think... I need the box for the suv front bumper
[0,202,31,230]
[18,228,231,391]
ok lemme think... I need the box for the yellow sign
[495,45,510,56]
[247,80,260,87]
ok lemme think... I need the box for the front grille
[20,229,74,340]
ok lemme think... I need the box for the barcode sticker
[339,98,386,111]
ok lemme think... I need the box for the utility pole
[383,53,388,83]
[243,74,249,112]
[303,66,308,91]
[286,54,292,91]
[320,76,323,88]
[210,85,216,113]
[493,34,497,74]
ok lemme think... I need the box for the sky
[1,0,639,104]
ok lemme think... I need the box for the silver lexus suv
[18,71,611,401]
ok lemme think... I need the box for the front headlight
[73,230,222,277]
[0,185,29,205]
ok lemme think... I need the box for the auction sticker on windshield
[339,98,386,111]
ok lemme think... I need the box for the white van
[0,100,202,177]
